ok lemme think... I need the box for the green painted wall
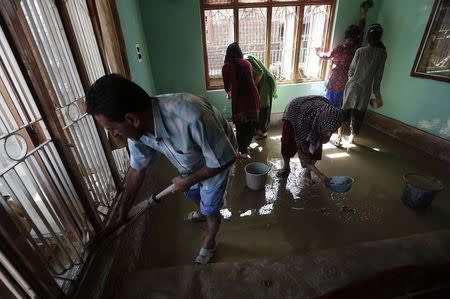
[120,0,450,140]
[331,0,381,48]
[139,0,206,96]
[115,0,156,95]
[375,0,450,140]
[137,0,375,117]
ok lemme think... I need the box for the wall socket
[135,43,142,62]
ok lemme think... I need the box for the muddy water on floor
[86,125,450,298]
[135,126,450,269]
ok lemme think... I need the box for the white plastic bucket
[245,162,269,191]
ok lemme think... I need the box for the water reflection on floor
[125,125,450,269]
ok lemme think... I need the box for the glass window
[201,1,334,88]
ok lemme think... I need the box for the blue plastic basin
[327,176,354,193]
[402,173,443,210]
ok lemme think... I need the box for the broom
[93,184,175,244]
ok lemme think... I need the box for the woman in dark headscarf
[277,96,343,183]
[222,42,260,159]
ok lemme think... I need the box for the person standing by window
[316,2,370,108]
[337,23,387,144]
[222,42,260,159]
[244,53,277,140]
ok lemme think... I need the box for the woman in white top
[337,24,387,144]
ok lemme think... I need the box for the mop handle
[154,183,175,200]
[126,184,175,219]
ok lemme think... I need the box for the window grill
[63,0,130,181]
[0,24,92,292]
[20,0,118,215]
[200,0,334,89]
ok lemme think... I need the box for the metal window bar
[270,6,298,80]
[202,1,334,87]
[14,164,83,263]
[0,249,37,298]
[0,58,38,126]
[0,23,93,293]
[1,174,69,274]
[420,2,450,72]
[37,145,86,234]
[39,0,116,206]
[25,155,85,253]
[112,148,130,178]
[20,0,118,215]
[239,8,267,63]
[204,9,234,86]
[21,1,75,107]
[68,119,110,208]
[0,32,40,125]
[64,0,130,179]
[66,0,105,84]
[298,5,329,79]
[66,121,108,208]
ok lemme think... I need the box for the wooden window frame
[200,0,336,90]
[411,0,450,83]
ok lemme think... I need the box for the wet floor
[138,125,450,269]
[78,124,450,298]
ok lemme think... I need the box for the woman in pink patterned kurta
[316,4,368,108]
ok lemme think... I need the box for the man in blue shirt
[86,74,236,264]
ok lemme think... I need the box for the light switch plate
[135,44,142,62]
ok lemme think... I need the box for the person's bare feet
[236,152,251,159]
[348,134,355,144]
[304,169,312,181]
[255,132,268,140]
[276,168,290,178]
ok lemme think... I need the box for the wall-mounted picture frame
[411,0,450,83]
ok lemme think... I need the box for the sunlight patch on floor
[327,152,350,159]
[269,135,282,141]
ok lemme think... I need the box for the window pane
[239,8,267,64]
[417,0,450,76]
[204,9,234,87]
[270,6,300,81]
[204,0,232,4]
[298,5,331,80]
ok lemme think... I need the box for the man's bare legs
[203,212,221,249]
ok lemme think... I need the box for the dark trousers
[236,122,255,153]
[258,104,272,133]
[343,109,366,135]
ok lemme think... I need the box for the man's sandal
[194,247,215,265]
[184,210,206,223]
